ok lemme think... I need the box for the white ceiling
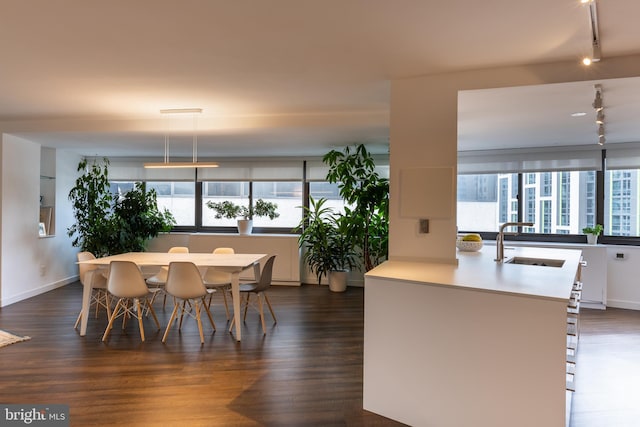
[1,1,640,158]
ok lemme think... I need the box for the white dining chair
[74,251,110,329]
[163,261,216,344]
[146,246,189,308]
[102,260,160,342]
[202,247,234,319]
[229,255,277,335]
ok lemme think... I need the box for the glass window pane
[457,174,516,232]
[605,169,639,236]
[148,181,195,226]
[309,182,348,215]
[519,171,595,234]
[110,181,194,227]
[252,181,302,228]
[458,171,597,234]
[202,181,250,227]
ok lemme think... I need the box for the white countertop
[366,246,582,302]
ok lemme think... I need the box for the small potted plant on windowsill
[582,224,603,245]
[206,199,279,234]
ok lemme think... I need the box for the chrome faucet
[495,222,534,262]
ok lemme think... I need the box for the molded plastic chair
[102,260,160,342]
[202,247,234,319]
[229,255,277,335]
[146,246,189,307]
[74,251,110,329]
[163,261,216,344]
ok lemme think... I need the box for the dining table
[77,252,267,341]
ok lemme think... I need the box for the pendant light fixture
[144,108,219,168]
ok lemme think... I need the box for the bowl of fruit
[456,233,483,252]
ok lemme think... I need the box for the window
[605,169,640,236]
[252,181,303,228]
[457,174,504,232]
[201,182,249,227]
[457,171,597,235]
[200,181,303,229]
[147,182,196,226]
[109,181,196,227]
[309,181,349,214]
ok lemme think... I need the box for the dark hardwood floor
[1,284,639,426]
[0,283,405,426]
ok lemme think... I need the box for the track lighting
[592,84,605,145]
[581,0,601,65]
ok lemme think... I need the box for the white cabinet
[148,233,301,285]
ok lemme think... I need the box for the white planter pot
[586,233,598,245]
[328,270,348,292]
[237,219,253,235]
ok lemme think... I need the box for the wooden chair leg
[221,288,230,320]
[258,294,266,334]
[145,298,160,330]
[263,293,277,323]
[74,309,83,329]
[162,303,180,343]
[179,300,187,330]
[243,293,251,321]
[195,302,204,344]
[202,297,216,331]
[105,292,111,319]
[103,299,123,342]
[136,298,145,342]
[122,300,130,330]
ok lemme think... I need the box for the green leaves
[67,159,175,256]
[322,144,389,271]
[297,197,356,284]
[206,199,279,220]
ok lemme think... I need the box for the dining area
[76,248,277,344]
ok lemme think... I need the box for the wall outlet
[419,219,429,233]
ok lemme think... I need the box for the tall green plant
[67,158,175,257]
[111,182,175,253]
[323,144,389,271]
[67,158,114,257]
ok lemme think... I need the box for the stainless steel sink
[504,257,565,267]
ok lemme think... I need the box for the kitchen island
[363,246,582,427]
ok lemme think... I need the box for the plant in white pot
[296,197,356,292]
[206,199,279,234]
[582,224,603,245]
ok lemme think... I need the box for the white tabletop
[78,252,267,269]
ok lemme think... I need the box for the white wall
[0,134,80,306]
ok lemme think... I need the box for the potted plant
[323,144,389,271]
[296,197,356,292]
[67,158,175,257]
[582,224,603,245]
[206,198,279,234]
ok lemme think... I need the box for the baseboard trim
[606,299,640,311]
[1,276,77,307]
